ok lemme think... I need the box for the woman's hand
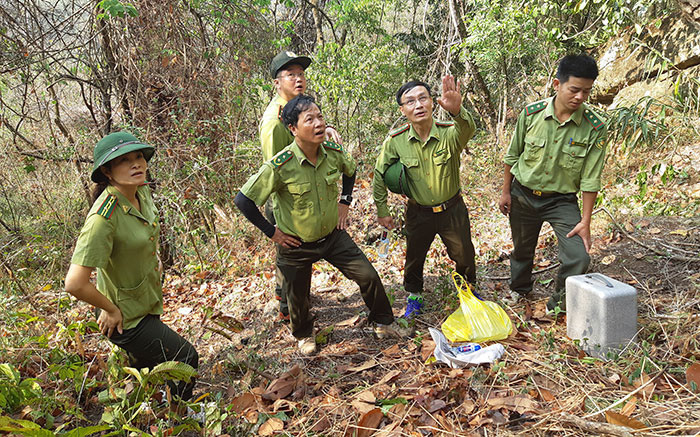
[98,307,124,338]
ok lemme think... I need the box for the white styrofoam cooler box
[566,273,637,359]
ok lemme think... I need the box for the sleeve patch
[271,150,293,167]
[435,120,455,127]
[390,124,410,137]
[584,108,605,130]
[322,140,344,153]
[525,101,548,116]
[96,194,118,219]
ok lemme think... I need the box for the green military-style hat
[383,160,411,197]
[91,131,155,182]
[270,50,312,78]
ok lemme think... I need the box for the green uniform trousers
[110,314,199,400]
[509,179,590,309]
[276,228,394,339]
[404,196,477,292]
[265,200,288,316]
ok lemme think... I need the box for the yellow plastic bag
[441,272,513,343]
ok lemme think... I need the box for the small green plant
[0,363,42,414]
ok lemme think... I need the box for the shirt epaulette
[271,150,293,168]
[390,123,410,137]
[525,100,548,116]
[583,107,605,130]
[322,141,344,153]
[96,194,118,219]
[435,120,455,127]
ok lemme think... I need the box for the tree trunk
[450,0,498,134]
[310,0,325,46]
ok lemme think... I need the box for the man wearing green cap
[260,51,342,321]
[499,54,607,312]
[373,75,478,319]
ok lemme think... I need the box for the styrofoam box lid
[566,273,636,297]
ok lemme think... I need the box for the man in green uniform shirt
[499,54,607,311]
[236,95,401,355]
[260,51,342,320]
[373,75,478,318]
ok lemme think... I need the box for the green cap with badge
[270,50,312,78]
[91,131,155,182]
[383,160,411,197]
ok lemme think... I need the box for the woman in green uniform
[64,132,198,400]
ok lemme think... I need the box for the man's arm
[337,171,356,230]
[499,109,527,215]
[234,192,301,248]
[498,164,514,215]
[436,75,476,151]
[566,191,597,253]
[372,137,396,228]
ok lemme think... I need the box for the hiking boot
[297,337,317,355]
[374,321,414,339]
[403,296,423,319]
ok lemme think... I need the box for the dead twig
[558,413,635,437]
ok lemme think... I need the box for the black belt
[513,179,561,198]
[299,230,334,247]
[409,191,461,213]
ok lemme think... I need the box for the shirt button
[154,266,158,271]
[426,173,430,176]
[152,251,156,255]
[142,222,147,226]
[150,237,154,241]
[153,222,157,227]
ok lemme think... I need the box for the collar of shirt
[107,185,148,220]
[543,95,584,126]
[407,119,440,146]
[290,140,327,167]
[273,94,289,107]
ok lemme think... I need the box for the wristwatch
[339,194,352,205]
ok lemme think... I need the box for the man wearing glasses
[260,51,342,321]
[372,76,478,319]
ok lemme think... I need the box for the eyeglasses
[401,95,430,107]
[278,72,305,81]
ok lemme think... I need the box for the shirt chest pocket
[561,140,588,173]
[288,182,313,209]
[324,172,341,198]
[523,136,545,163]
[402,157,420,179]
[433,148,453,178]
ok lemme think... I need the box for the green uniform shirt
[373,107,476,217]
[504,96,607,193]
[241,140,356,242]
[71,185,162,329]
[259,94,294,161]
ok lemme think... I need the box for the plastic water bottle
[377,229,390,258]
[451,343,481,354]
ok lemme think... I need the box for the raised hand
[436,75,462,116]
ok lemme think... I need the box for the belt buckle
[532,190,542,196]
[432,205,445,213]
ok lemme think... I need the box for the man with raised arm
[373,75,478,319]
[499,54,607,312]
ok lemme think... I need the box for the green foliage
[606,97,668,151]
[96,0,138,19]
[0,364,42,414]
